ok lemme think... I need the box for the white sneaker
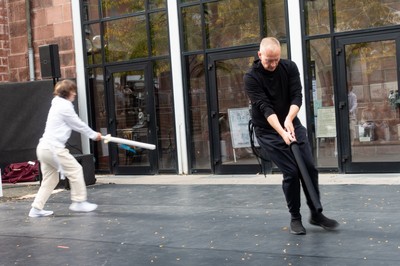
[69,201,98,212]
[29,207,54,218]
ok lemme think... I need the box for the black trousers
[256,124,322,218]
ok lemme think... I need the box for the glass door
[105,63,157,174]
[336,31,400,173]
[208,50,266,174]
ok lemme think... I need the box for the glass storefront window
[150,12,169,56]
[81,0,293,174]
[182,0,285,51]
[88,67,109,171]
[186,54,210,170]
[307,38,338,168]
[85,23,102,65]
[182,5,203,51]
[334,0,400,32]
[104,16,148,62]
[264,0,287,39]
[153,60,176,170]
[205,0,259,49]
[102,0,145,18]
[181,0,287,50]
[345,40,400,162]
[280,42,288,60]
[149,0,166,9]
[304,0,330,36]
[82,0,99,21]
[215,56,258,166]
[110,67,153,169]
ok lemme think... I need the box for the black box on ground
[73,154,96,186]
[62,154,96,189]
[39,154,96,189]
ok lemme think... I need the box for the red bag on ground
[2,161,39,183]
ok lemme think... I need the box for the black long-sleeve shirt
[244,58,303,132]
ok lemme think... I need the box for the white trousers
[32,142,87,210]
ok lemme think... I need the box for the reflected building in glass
[73,0,400,174]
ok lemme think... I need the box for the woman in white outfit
[29,79,102,218]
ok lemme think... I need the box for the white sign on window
[316,107,336,138]
[228,108,252,148]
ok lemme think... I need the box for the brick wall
[8,0,28,81]
[0,0,10,82]
[0,0,76,82]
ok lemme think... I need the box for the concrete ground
[2,172,399,202]
[1,173,400,265]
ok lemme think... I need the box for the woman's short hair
[53,79,77,98]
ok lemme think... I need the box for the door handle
[211,111,217,118]
[339,101,346,109]
[137,112,150,123]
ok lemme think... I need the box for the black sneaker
[309,213,339,230]
[290,219,306,235]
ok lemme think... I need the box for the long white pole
[101,134,156,150]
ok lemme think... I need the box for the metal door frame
[105,62,158,174]
[335,29,400,173]
[207,49,268,174]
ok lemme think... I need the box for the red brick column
[0,0,75,82]
[0,0,10,82]
[32,0,76,80]
[8,0,28,82]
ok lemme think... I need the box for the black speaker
[39,44,61,79]
[61,154,96,189]
[38,154,96,189]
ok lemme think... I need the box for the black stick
[289,141,323,213]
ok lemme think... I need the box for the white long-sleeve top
[40,96,98,148]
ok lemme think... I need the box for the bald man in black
[244,37,339,235]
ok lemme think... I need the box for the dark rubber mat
[1,184,399,265]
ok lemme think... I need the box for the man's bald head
[258,37,281,71]
[259,37,281,54]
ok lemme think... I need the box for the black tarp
[0,80,81,170]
